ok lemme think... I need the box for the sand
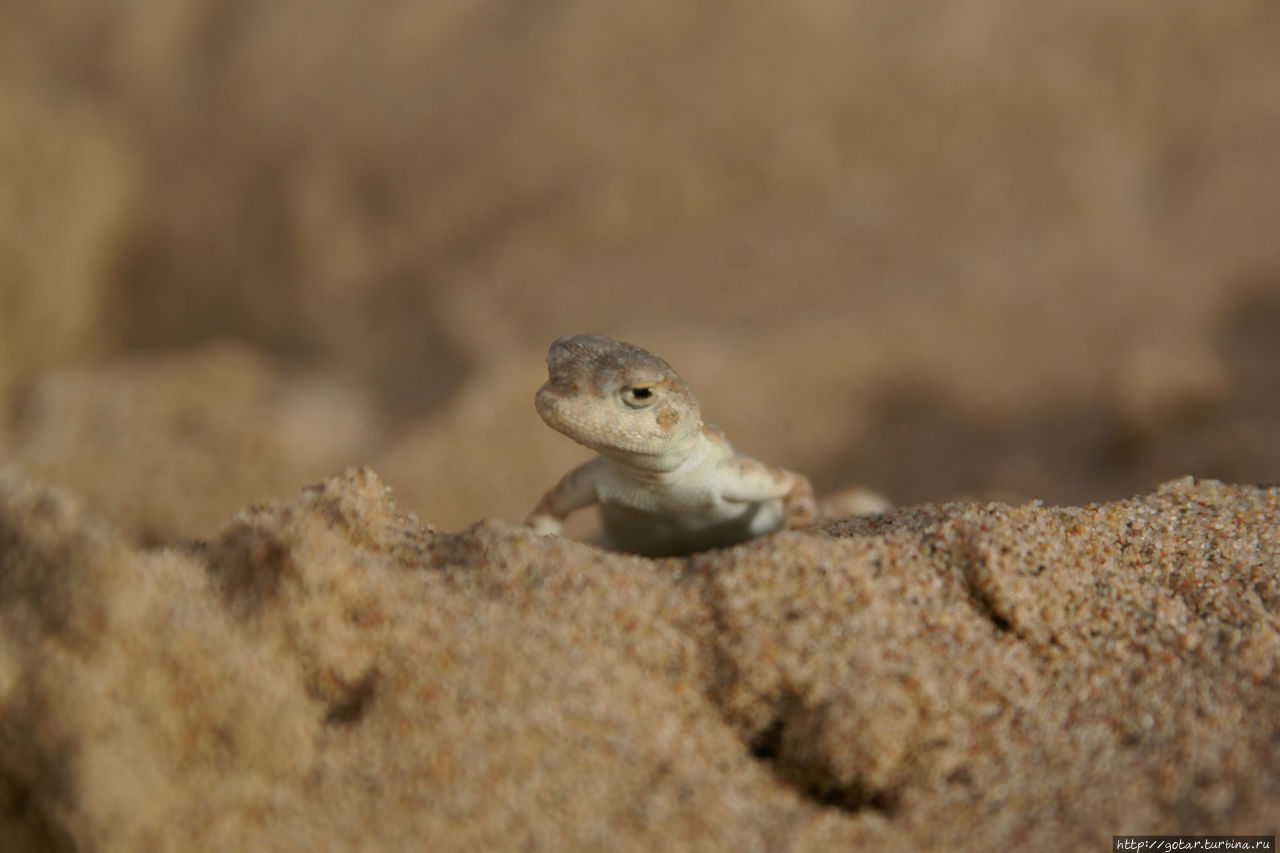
[2,1,1280,848]
[0,469,1276,850]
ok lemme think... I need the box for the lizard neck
[597,432,708,478]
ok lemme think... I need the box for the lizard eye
[621,385,658,408]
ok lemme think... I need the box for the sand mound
[1,469,1275,851]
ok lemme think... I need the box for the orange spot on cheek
[656,405,680,434]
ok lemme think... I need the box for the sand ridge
[0,469,1275,850]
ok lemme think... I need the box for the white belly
[599,496,785,557]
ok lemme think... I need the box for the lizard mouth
[534,384,584,434]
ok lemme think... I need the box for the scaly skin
[525,333,817,556]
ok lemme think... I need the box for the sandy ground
[1,1,1279,848]
[1,470,1277,851]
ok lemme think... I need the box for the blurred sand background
[2,1,1279,543]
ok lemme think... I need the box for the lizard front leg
[525,458,603,536]
[718,458,817,529]
[780,470,817,528]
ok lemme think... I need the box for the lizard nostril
[545,377,578,397]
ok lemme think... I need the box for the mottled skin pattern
[526,333,817,557]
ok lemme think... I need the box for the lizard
[524,333,819,557]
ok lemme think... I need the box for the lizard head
[535,333,702,461]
